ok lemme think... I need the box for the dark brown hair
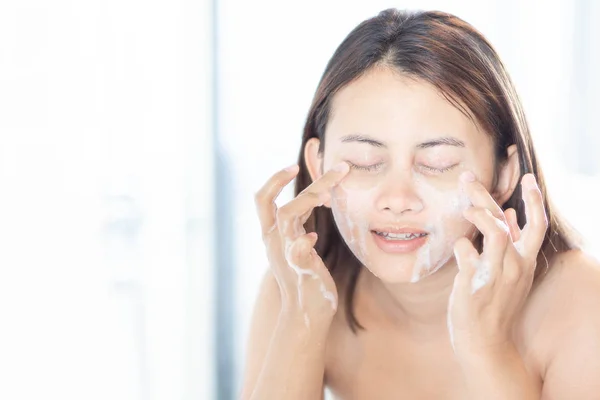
[294,9,580,332]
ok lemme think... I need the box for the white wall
[0,0,214,399]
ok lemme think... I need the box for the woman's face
[321,67,498,283]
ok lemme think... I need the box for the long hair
[295,9,580,332]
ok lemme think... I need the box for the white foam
[471,259,491,293]
[408,174,471,282]
[281,219,337,329]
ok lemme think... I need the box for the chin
[367,266,415,283]
[364,259,450,283]
[357,254,421,283]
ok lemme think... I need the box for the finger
[281,232,320,306]
[286,232,333,285]
[453,237,482,295]
[463,206,510,269]
[520,174,548,259]
[501,207,525,280]
[278,162,351,239]
[277,191,327,239]
[284,232,319,271]
[504,208,521,242]
[255,164,299,238]
[460,171,506,222]
[454,237,479,276]
[299,161,350,198]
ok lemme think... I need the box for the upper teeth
[377,231,425,240]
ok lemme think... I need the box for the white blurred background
[0,0,598,399]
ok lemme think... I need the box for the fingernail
[460,171,476,183]
[522,174,537,191]
[285,164,299,173]
[332,162,349,173]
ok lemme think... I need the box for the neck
[362,260,459,335]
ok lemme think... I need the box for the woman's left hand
[447,171,548,359]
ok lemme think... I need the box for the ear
[304,137,332,207]
[492,144,520,207]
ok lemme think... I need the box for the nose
[375,172,424,216]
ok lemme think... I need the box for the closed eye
[347,162,383,172]
[419,163,458,173]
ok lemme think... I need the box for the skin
[304,65,520,326]
[241,66,600,399]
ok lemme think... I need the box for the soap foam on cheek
[331,183,376,267]
[330,167,474,283]
[410,175,472,282]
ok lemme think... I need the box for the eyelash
[419,164,458,173]
[347,162,383,172]
[347,162,458,173]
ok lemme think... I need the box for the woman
[241,9,600,399]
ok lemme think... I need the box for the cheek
[434,209,475,241]
[330,184,378,261]
[339,168,384,190]
[414,176,474,236]
[330,184,375,224]
[409,183,475,281]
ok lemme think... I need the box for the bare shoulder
[528,248,600,311]
[518,249,600,380]
[536,248,599,291]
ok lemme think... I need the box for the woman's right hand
[254,162,350,325]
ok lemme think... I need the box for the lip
[370,228,429,254]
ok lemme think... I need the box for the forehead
[326,67,487,148]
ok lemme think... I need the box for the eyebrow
[340,134,386,148]
[339,134,465,149]
[416,137,465,149]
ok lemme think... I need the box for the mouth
[370,228,429,253]
[372,231,428,241]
